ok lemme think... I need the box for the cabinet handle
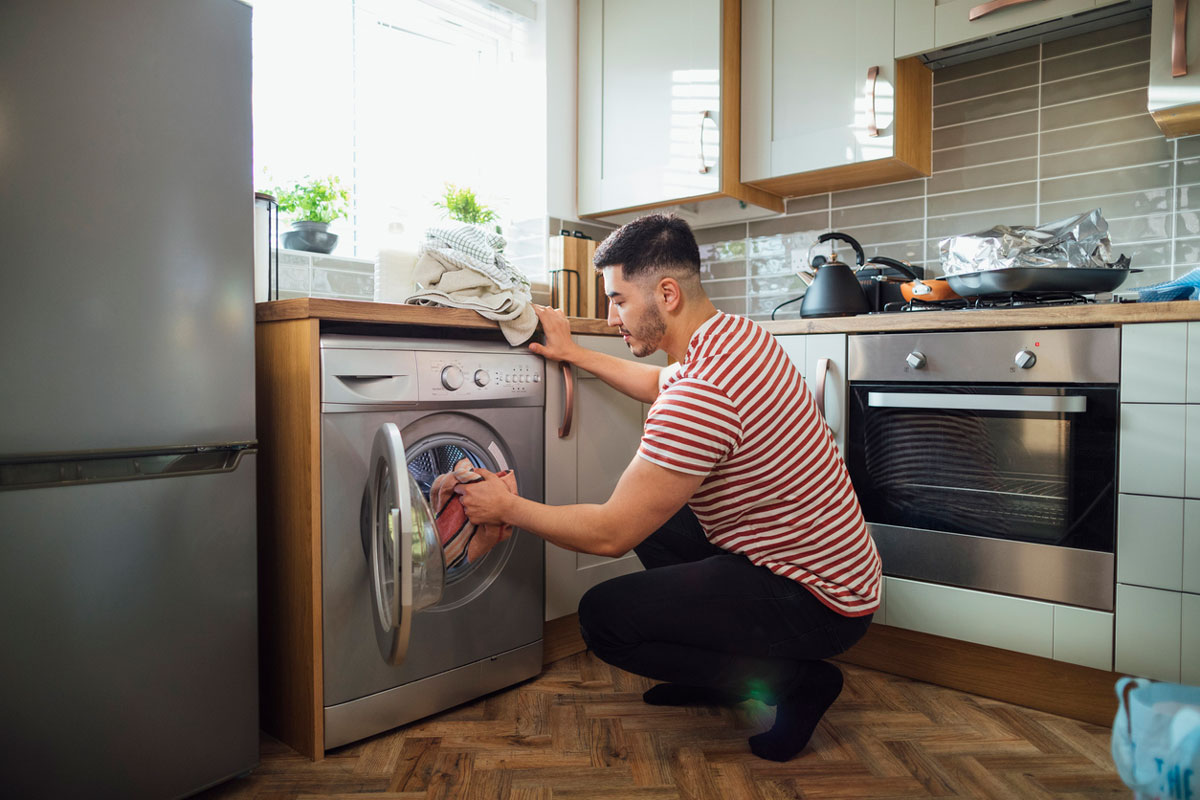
[558,361,574,438]
[968,0,1041,22]
[698,110,713,174]
[814,357,829,422]
[867,66,880,137]
[1174,0,1189,78]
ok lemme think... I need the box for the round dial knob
[905,350,927,369]
[473,369,490,387]
[440,365,464,391]
[1015,349,1037,369]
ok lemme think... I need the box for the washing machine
[319,334,545,749]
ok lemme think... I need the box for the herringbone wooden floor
[198,652,1127,799]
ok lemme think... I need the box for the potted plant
[434,184,500,232]
[272,175,350,254]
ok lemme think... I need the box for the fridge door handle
[0,442,256,491]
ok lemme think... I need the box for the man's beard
[625,303,666,358]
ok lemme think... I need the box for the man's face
[602,265,666,358]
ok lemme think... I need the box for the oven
[846,328,1120,611]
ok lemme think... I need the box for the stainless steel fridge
[0,1,259,797]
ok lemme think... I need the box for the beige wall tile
[1107,214,1171,244]
[785,195,829,214]
[700,260,747,280]
[927,183,1037,218]
[693,222,748,245]
[933,45,1039,83]
[933,63,1039,106]
[1042,18,1150,58]
[836,219,926,248]
[1041,188,1169,222]
[934,86,1038,127]
[832,197,925,228]
[933,111,1037,150]
[1041,36,1150,83]
[711,297,747,315]
[1042,63,1149,107]
[1040,163,1173,203]
[1041,138,1173,180]
[702,277,747,298]
[933,134,1037,171]
[1041,88,1146,130]
[1177,136,1200,159]
[927,206,1037,240]
[832,179,925,208]
[1041,114,1164,155]
[928,159,1038,194]
[1177,157,1200,185]
[748,211,828,238]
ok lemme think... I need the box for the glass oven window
[847,383,1118,552]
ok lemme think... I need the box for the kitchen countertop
[257,297,1200,336]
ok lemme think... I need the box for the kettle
[799,232,870,318]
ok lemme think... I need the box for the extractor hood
[919,0,1152,70]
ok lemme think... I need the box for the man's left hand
[454,468,512,526]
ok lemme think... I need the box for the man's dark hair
[593,213,700,280]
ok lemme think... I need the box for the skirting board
[542,617,1120,727]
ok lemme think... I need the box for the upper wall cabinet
[741,0,932,198]
[895,0,1127,58]
[1149,0,1200,137]
[577,0,784,220]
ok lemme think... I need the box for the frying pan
[944,257,1133,297]
[866,257,962,303]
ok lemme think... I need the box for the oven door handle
[867,392,1087,413]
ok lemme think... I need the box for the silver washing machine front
[318,335,545,749]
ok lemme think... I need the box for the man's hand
[529,304,582,363]
[453,468,513,526]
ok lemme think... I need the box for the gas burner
[884,292,1096,313]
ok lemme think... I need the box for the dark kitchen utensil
[945,257,1133,297]
[800,232,871,318]
[864,256,960,303]
[861,256,940,309]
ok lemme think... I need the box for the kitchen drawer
[1052,605,1113,671]
[884,577,1054,658]
[1115,583,1182,682]
[1121,322,1188,404]
[1119,403,1187,497]
[1117,493,1184,591]
[1183,591,1200,684]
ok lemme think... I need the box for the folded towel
[1137,267,1200,302]
[405,224,537,345]
[430,459,518,569]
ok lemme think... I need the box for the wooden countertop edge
[256,298,1200,335]
[255,298,617,335]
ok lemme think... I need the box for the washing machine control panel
[417,351,544,401]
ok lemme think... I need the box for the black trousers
[577,506,873,702]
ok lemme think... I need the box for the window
[252,0,547,279]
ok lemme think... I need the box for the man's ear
[658,276,683,311]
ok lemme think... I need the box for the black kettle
[799,232,871,318]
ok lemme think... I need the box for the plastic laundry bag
[1111,677,1200,799]
[1137,267,1200,302]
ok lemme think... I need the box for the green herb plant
[272,175,350,225]
[434,184,499,227]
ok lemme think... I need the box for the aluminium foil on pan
[938,208,1115,275]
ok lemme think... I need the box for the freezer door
[0,454,258,799]
[0,0,255,453]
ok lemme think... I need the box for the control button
[473,369,490,387]
[905,351,926,369]
[532,373,540,383]
[440,365,464,391]
[1015,349,1037,369]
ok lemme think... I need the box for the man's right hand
[529,304,581,363]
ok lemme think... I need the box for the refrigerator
[0,1,259,797]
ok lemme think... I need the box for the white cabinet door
[1052,605,1114,671]
[1117,494,1185,591]
[934,0,1094,50]
[1116,583,1183,682]
[742,0,896,182]
[1189,322,1200,402]
[578,0,721,216]
[1120,403,1188,497]
[1121,322,1188,404]
[543,335,665,620]
[1150,0,1200,137]
[806,334,849,455]
[1183,591,1200,684]
[1186,500,1200,594]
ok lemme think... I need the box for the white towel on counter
[405,225,536,345]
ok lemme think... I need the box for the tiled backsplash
[699,17,1200,321]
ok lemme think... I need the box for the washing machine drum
[366,423,445,666]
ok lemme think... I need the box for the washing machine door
[367,422,444,666]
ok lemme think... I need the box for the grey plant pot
[283,220,338,254]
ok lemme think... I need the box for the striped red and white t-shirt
[637,312,881,616]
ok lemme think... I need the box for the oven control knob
[905,351,926,369]
[473,369,490,387]
[1015,349,1037,369]
[440,365,464,391]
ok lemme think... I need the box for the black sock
[748,661,843,762]
[642,683,746,707]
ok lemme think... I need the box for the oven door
[847,383,1118,610]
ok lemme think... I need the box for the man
[455,213,881,762]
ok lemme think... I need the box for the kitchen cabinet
[884,577,1114,670]
[1150,0,1200,137]
[544,334,667,620]
[776,333,849,453]
[895,0,1127,59]
[741,0,932,198]
[1121,321,1189,403]
[1116,583,1183,681]
[577,0,783,221]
